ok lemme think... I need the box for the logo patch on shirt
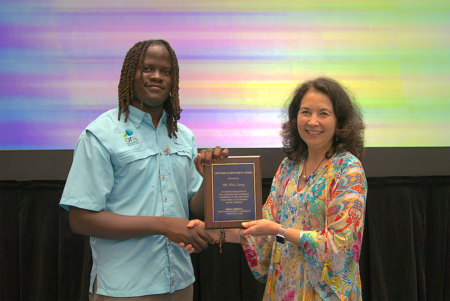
[121,128,139,146]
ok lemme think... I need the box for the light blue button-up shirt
[60,106,202,297]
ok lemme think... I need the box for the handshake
[167,218,282,253]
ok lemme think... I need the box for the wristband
[276,226,286,244]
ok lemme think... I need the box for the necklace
[302,156,327,183]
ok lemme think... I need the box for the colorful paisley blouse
[241,151,367,301]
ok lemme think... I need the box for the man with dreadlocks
[60,39,228,300]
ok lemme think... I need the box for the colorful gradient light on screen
[0,0,449,149]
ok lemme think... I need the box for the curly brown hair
[117,39,181,138]
[281,77,365,161]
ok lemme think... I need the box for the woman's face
[297,89,337,152]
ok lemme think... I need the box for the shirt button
[162,176,165,180]
[167,241,170,245]
[172,278,175,286]
[160,152,162,155]
[144,115,148,119]
[164,198,167,202]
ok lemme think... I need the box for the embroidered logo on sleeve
[121,128,139,146]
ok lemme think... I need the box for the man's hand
[194,146,229,177]
[164,218,215,252]
[177,219,219,253]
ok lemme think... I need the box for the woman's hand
[240,219,281,236]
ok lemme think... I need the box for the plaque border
[212,162,256,223]
[204,156,262,229]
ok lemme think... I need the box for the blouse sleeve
[241,158,290,284]
[300,160,367,300]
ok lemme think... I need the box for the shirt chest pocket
[110,146,160,168]
[166,145,195,191]
[168,145,193,173]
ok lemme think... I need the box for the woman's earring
[335,135,339,142]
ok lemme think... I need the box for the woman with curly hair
[182,77,367,300]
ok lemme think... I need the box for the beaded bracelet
[219,229,226,253]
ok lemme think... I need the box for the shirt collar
[125,105,167,128]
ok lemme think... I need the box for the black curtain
[0,181,92,301]
[1,177,449,301]
[359,177,450,301]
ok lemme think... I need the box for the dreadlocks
[117,39,182,138]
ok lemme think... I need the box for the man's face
[133,45,172,109]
